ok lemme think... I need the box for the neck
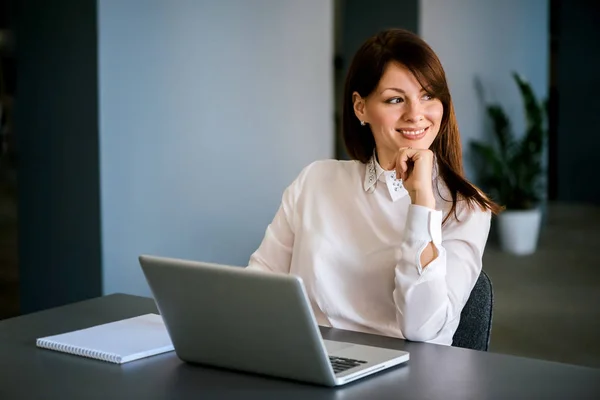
[375,147,396,171]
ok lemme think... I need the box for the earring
[360,121,365,126]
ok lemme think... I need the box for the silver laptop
[139,255,409,386]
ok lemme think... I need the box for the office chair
[451,270,494,351]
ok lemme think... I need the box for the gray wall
[98,0,334,296]
[419,0,549,181]
[15,0,102,312]
[556,0,600,204]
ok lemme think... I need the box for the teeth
[399,128,426,135]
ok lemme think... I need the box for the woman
[247,28,501,345]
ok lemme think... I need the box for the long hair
[342,28,502,223]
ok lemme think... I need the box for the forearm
[394,207,491,343]
[420,242,438,269]
[410,189,438,269]
[394,248,449,342]
[393,204,446,341]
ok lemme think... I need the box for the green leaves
[486,104,514,163]
[470,72,547,210]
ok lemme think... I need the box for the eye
[422,93,435,101]
[386,97,404,104]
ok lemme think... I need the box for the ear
[352,91,368,124]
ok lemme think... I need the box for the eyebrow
[380,87,428,95]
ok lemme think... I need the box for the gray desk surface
[1,294,599,400]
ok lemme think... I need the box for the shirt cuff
[405,204,443,245]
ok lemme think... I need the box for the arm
[412,191,438,268]
[246,199,294,274]
[246,164,312,273]
[393,203,491,342]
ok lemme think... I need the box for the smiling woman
[246,28,502,345]
[352,62,443,162]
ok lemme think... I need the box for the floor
[0,197,598,368]
[484,203,600,368]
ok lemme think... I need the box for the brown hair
[342,28,502,223]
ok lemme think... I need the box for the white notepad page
[36,313,175,364]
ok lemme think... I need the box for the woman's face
[353,62,444,169]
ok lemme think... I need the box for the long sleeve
[246,164,312,274]
[393,203,491,343]
[246,200,294,274]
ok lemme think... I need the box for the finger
[391,161,404,181]
[396,147,413,180]
[394,152,407,180]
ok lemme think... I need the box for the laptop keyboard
[329,356,367,374]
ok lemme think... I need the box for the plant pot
[496,208,542,255]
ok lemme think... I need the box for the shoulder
[283,159,362,204]
[294,159,362,187]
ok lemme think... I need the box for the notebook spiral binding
[36,338,122,364]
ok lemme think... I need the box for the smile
[396,126,430,139]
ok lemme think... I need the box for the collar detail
[363,152,408,202]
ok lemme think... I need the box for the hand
[393,147,436,209]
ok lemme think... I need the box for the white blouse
[246,155,491,345]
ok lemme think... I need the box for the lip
[396,126,430,140]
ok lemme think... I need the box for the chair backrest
[451,270,494,351]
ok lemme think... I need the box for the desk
[1,294,599,399]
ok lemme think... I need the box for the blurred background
[0,0,598,369]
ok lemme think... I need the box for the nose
[402,101,424,123]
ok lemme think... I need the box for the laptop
[139,255,410,386]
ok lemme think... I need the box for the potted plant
[470,72,547,255]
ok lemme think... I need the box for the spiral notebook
[36,313,175,364]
